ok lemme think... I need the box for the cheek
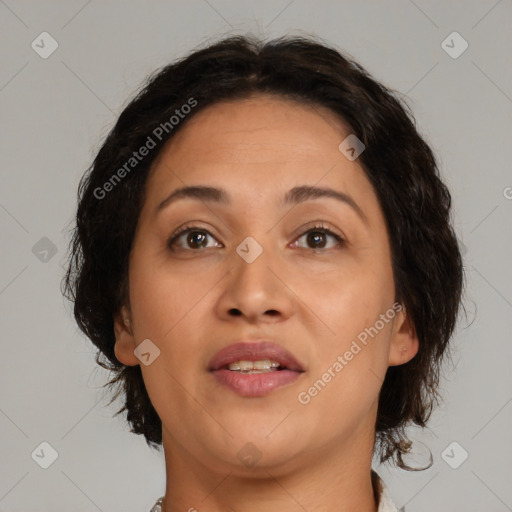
[127,261,207,415]
[294,259,394,334]
[128,256,213,384]
[293,258,395,396]
[128,257,199,338]
[296,277,394,425]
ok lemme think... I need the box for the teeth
[253,360,271,370]
[228,360,281,373]
[239,360,254,371]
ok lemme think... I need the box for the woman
[63,35,464,511]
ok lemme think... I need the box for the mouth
[223,359,282,374]
[208,341,305,397]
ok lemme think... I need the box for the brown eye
[294,227,344,250]
[306,231,328,248]
[184,231,208,248]
[168,227,220,250]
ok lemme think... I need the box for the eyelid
[291,221,345,242]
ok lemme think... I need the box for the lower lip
[211,369,302,397]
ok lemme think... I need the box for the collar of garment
[149,470,399,512]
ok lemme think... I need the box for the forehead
[153,94,351,169]
[143,94,380,220]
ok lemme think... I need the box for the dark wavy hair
[62,34,464,470]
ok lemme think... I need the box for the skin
[113,94,419,512]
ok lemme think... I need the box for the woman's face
[114,94,417,475]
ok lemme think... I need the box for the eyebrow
[156,184,368,224]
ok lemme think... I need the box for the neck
[160,416,379,512]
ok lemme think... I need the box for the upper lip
[208,341,305,372]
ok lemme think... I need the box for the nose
[214,238,295,324]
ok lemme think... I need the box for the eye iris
[188,231,207,248]
[308,231,326,248]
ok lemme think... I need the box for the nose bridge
[217,231,293,321]
[232,233,277,298]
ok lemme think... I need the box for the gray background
[1,0,511,510]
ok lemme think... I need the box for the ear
[113,305,139,366]
[388,305,419,367]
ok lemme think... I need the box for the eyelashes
[167,223,345,251]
